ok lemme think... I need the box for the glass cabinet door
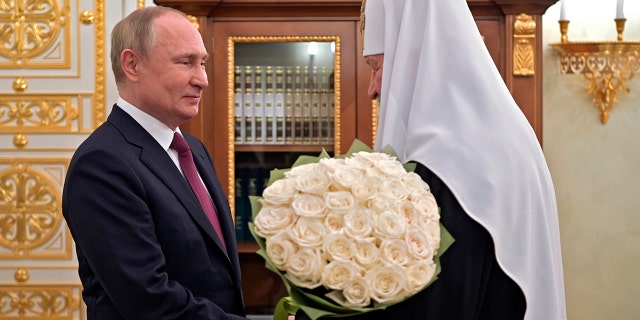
[230,37,341,243]
[233,40,336,147]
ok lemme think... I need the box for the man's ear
[121,49,141,82]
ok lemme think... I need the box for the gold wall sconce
[550,1,640,123]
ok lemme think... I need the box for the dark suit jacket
[62,105,247,320]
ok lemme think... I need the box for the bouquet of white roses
[249,140,454,320]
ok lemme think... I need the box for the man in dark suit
[62,6,248,319]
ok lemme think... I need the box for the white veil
[363,0,567,319]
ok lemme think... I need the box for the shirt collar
[116,97,180,151]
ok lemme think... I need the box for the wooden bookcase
[154,0,557,314]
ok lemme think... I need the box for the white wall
[542,1,640,319]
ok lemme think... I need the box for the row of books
[234,65,335,145]
[234,167,271,242]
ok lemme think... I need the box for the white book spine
[234,66,245,144]
[243,66,254,144]
[264,66,275,144]
[253,66,265,144]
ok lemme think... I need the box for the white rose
[404,172,431,195]
[405,260,437,294]
[373,157,407,177]
[352,151,393,166]
[324,212,344,232]
[266,231,298,270]
[343,208,374,239]
[285,247,325,289]
[383,178,409,202]
[294,169,330,195]
[291,193,326,218]
[323,232,356,262]
[365,193,397,213]
[354,239,379,267]
[321,260,362,290]
[318,157,344,173]
[367,264,408,304]
[424,220,441,250]
[341,277,372,307]
[412,193,439,222]
[379,239,410,266]
[344,153,374,171]
[329,165,364,190]
[325,191,356,214]
[253,205,297,237]
[350,176,382,201]
[261,179,297,206]
[398,201,419,226]
[289,216,326,247]
[404,226,435,260]
[285,162,321,179]
[374,210,407,239]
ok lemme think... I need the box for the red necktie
[171,132,226,249]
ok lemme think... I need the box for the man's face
[365,54,384,101]
[134,13,209,130]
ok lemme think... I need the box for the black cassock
[296,162,526,320]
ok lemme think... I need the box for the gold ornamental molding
[0,284,81,319]
[513,14,535,76]
[0,159,72,259]
[0,95,80,134]
[1,0,107,131]
[93,0,107,127]
[12,77,27,92]
[79,9,94,25]
[550,18,640,123]
[0,0,70,68]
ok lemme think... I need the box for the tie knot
[170,132,190,154]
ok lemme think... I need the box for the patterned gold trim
[513,14,535,76]
[0,158,72,260]
[371,99,378,144]
[226,36,342,213]
[93,0,106,126]
[0,266,80,270]
[0,95,80,133]
[0,284,81,319]
[0,0,71,69]
[227,39,235,216]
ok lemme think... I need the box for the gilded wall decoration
[0,0,71,68]
[0,95,79,133]
[513,14,536,76]
[0,284,81,319]
[0,0,106,144]
[0,159,72,259]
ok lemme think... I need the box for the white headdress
[362,0,567,319]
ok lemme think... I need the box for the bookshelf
[154,0,557,315]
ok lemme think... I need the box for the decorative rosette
[249,140,454,320]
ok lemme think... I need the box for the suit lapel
[184,132,243,284]
[192,153,232,241]
[186,134,241,273]
[108,106,231,261]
